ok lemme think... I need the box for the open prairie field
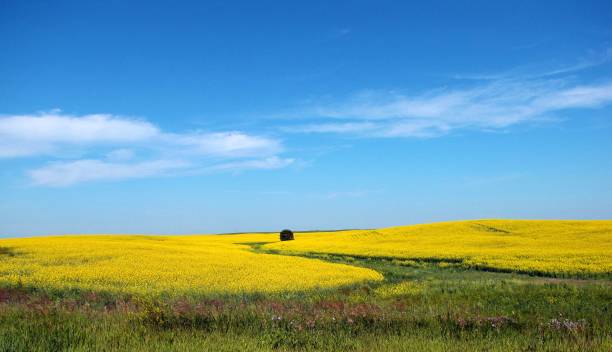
[267,220,612,278]
[0,234,381,295]
[1,220,611,351]
[4,1,612,350]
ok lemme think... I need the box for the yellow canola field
[267,220,612,277]
[1,220,609,296]
[0,233,382,296]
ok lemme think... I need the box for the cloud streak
[165,131,281,158]
[29,159,191,187]
[286,78,612,137]
[209,156,295,172]
[453,48,612,80]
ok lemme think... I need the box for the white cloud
[0,111,283,159]
[532,83,612,110]
[29,159,190,187]
[287,79,612,137]
[166,131,281,157]
[0,140,51,158]
[0,112,159,157]
[284,122,378,134]
[210,156,294,172]
[0,111,291,185]
[105,148,135,161]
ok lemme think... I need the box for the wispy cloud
[281,49,612,138]
[105,148,135,161]
[331,27,352,39]
[284,122,378,134]
[0,112,158,158]
[165,131,281,158]
[0,111,281,159]
[285,78,612,138]
[29,159,190,187]
[0,111,292,186]
[209,156,295,172]
[453,48,612,80]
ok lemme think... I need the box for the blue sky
[1,0,612,236]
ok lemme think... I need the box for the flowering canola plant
[0,233,382,296]
[267,220,612,277]
[1,220,609,297]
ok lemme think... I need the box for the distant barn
[280,229,294,241]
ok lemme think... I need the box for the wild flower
[547,317,587,333]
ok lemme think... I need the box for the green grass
[0,248,610,351]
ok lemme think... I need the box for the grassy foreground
[0,220,611,351]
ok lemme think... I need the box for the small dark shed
[280,229,294,241]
